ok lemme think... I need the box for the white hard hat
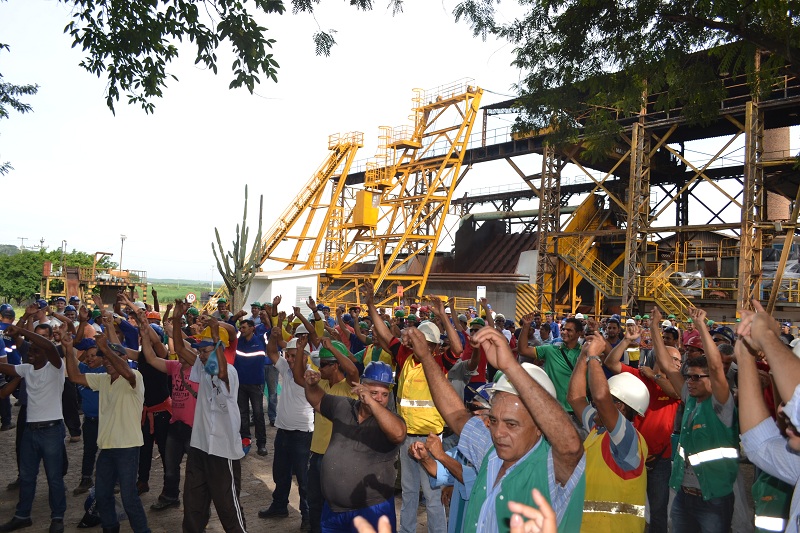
[661,320,672,328]
[488,363,557,399]
[285,338,311,354]
[417,321,441,344]
[294,323,309,336]
[608,373,650,417]
[575,313,584,320]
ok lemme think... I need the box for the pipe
[458,206,579,228]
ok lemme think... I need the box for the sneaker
[73,477,93,496]
[136,481,149,495]
[258,506,289,519]
[257,446,268,456]
[68,436,81,443]
[300,517,311,532]
[150,497,180,511]
[5,479,19,491]
[0,423,15,432]
[48,519,64,533]
[269,420,275,427]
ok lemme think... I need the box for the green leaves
[0,43,39,176]
[455,0,799,152]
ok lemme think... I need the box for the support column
[622,120,651,315]
[537,145,563,311]
[738,101,765,311]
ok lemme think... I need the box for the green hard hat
[319,340,348,360]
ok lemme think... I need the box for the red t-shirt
[388,337,443,371]
[621,364,680,458]
[460,335,487,383]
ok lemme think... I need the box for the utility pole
[120,235,127,272]
[17,237,26,250]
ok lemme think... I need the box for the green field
[148,279,214,304]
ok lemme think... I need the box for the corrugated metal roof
[465,232,538,274]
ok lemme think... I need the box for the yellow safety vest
[581,425,648,533]
[397,357,444,435]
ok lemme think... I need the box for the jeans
[0,395,10,426]
[80,417,99,478]
[307,452,324,533]
[265,364,278,423]
[321,498,396,533]
[399,435,446,533]
[671,489,734,533]
[95,447,150,533]
[138,410,170,485]
[238,383,266,447]
[62,379,81,437]
[16,421,66,520]
[272,429,312,517]
[162,421,192,501]
[13,405,27,477]
[646,454,671,533]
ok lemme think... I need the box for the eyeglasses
[683,373,710,382]
[712,337,727,343]
[467,402,488,412]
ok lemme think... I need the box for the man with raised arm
[568,331,649,532]
[299,335,405,532]
[407,325,585,533]
[172,301,246,533]
[63,328,150,533]
[736,301,800,533]
[653,306,738,533]
[361,281,459,533]
[0,325,67,533]
[603,309,679,533]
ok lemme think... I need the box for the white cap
[488,363,557,399]
[625,318,636,325]
[417,321,441,344]
[444,307,452,314]
[575,313,584,320]
[134,301,146,310]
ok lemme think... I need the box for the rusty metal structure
[256,68,799,320]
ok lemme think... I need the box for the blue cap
[65,305,77,313]
[74,338,97,351]
[37,299,48,309]
[69,296,80,303]
[56,296,66,303]
[150,324,165,338]
[0,304,14,318]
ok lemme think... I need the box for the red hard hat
[685,337,705,351]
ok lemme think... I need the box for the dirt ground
[0,401,430,532]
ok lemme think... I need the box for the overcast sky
[2,1,797,284]
[0,0,525,281]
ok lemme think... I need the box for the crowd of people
[0,286,799,533]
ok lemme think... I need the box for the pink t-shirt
[165,360,198,427]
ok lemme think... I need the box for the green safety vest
[463,438,585,533]
[670,394,740,499]
[753,471,792,532]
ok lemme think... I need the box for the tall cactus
[212,186,266,313]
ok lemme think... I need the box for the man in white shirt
[173,303,246,533]
[0,325,66,533]
[258,330,316,530]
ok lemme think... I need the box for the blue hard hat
[362,361,394,386]
[69,296,80,303]
[150,324,165,338]
[56,296,66,303]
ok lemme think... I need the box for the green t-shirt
[534,344,581,413]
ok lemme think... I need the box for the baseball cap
[37,299,49,309]
[133,301,146,310]
[625,318,636,325]
[56,296,66,303]
[784,322,792,327]
[685,337,704,352]
[69,296,80,303]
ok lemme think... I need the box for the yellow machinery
[260,80,483,307]
[41,252,148,304]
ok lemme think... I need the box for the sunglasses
[683,373,710,382]
[469,329,480,333]
[319,361,337,368]
[467,402,488,412]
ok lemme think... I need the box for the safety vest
[463,438,585,533]
[581,425,648,532]
[397,356,444,435]
[669,394,739,499]
[752,471,792,533]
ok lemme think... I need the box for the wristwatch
[652,373,663,380]
[586,355,602,364]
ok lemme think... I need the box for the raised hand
[688,306,707,325]
[24,303,39,316]
[472,326,516,371]
[406,327,433,360]
[293,306,302,318]
[304,368,321,387]
[92,295,104,309]
[650,307,662,325]
[359,280,375,305]
[407,441,430,461]
[78,305,89,323]
[272,295,282,307]
[307,296,317,311]
[624,323,640,341]
[508,489,558,533]
[520,313,535,326]
[583,331,605,357]
[424,433,445,460]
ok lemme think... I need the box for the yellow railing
[560,238,624,297]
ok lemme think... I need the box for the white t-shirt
[16,361,65,422]
[190,357,244,460]
[275,356,314,432]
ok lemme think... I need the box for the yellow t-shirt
[86,370,145,449]
[310,377,357,454]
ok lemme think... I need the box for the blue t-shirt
[77,363,107,418]
[234,333,268,385]
[117,319,140,350]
